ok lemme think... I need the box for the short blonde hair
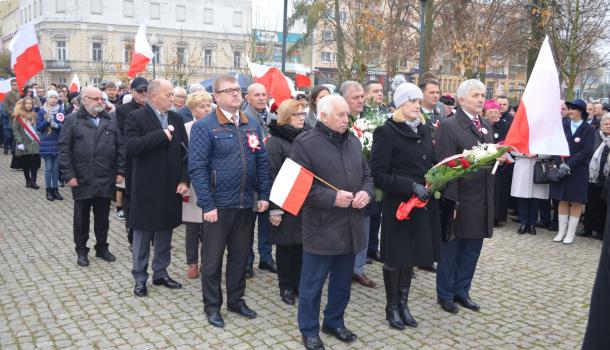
[277,99,303,126]
[187,91,213,110]
[173,86,187,97]
[392,102,425,124]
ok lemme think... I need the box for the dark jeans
[43,156,59,188]
[537,199,551,226]
[436,238,484,301]
[248,211,273,264]
[185,222,204,265]
[518,198,538,226]
[73,197,111,255]
[3,128,12,151]
[276,244,303,293]
[584,183,607,235]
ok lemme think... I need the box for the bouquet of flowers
[350,98,390,159]
[396,143,513,220]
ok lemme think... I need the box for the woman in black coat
[370,83,441,330]
[266,99,309,306]
[550,99,595,244]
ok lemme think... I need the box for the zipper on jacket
[235,125,247,208]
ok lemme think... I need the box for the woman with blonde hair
[12,97,41,189]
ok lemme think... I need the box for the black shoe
[527,226,537,235]
[366,257,373,264]
[205,310,225,328]
[46,188,55,201]
[228,303,257,319]
[152,276,182,289]
[3,149,7,155]
[438,298,459,314]
[418,264,436,273]
[77,255,89,267]
[302,335,325,350]
[383,268,405,330]
[95,250,116,262]
[577,229,592,237]
[535,222,550,229]
[517,225,527,234]
[368,250,382,262]
[59,181,65,187]
[53,188,63,200]
[30,182,40,189]
[454,296,480,311]
[321,326,357,343]
[280,289,296,305]
[548,222,558,231]
[246,264,254,278]
[134,281,147,297]
[258,260,277,273]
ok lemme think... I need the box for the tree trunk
[526,0,548,81]
[422,0,434,74]
[334,0,347,84]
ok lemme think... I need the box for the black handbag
[533,159,560,184]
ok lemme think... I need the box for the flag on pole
[270,158,314,216]
[246,57,295,106]
[9,23,44,93]
[128,24,154,78]
[0,78,13,102]
[504,36,569,156]
[295,73,312,89]
[69,74,81,93]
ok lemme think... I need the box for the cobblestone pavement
[0,153,601,349]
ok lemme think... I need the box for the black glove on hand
[412,182,430,201]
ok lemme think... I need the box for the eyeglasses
[291,112,307,118]
[217,88,241,95]
[84,96,103,102]
[134,88,147,93]
[175,95,186,99]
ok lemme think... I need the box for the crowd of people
[1,73,609,350]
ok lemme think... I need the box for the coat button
[417,139,422,144]
[422,155,428,160]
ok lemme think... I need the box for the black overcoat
[370,119,441,267]
[435,109,495,239]
[492,119,512,222]
[124,104,189,231]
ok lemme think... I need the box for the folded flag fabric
[270,158,314,216]
[9,23,43,93]
[128,24,154,78]
[0,78,13,102]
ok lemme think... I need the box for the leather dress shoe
[366,257,373,264]
[454,296,480,311]
[280,289,296,305]
[321,325,357,343]
[205,310,225,328]
[302,335,325,350]
[228,303,257,319]
[517,225,527,234]
[246,264,254,278]
[134,281,147,297]
[152,276,182,289]
[527,226,537,235]
[353,274,376,288]
[438,298,459,314]
[577,229,592,237]
[95,250,116,262]
[368,250,382,262]
[258,260,277,273]
[418,264,437,273]
[77,255,89,267]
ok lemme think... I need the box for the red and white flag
[69,74,80,93]
[127,24,154,78]
[9,23,44,93]
[270,158,314,216]
[295,73,312,89]
[0,78,13,102]
[504,36,569,156]
[247,57,295,106]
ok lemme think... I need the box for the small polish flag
[270,158,314,216]
[9,23,44,93]
[247,57,295,106]
[127,24,154,78]
[69,74,80,93]
[0,78,13,102]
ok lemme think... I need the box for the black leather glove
[411,182,430,201]
[558,163,571,177]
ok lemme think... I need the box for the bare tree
[162,30,204,87]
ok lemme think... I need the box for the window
[233,51,241,68]
[204,8,213,24]
[56,40,67,60]
[233,11,242,28]
[91,77,102,87]
[322,31,334,41]
[176,5,185,22]
[320,51,332,63]
[152,45,160,64]
[176,47,186,65]
[124,41,133,63]
[92,41,103,62]
[58,77,66,84]
[90,0,102,14]
[150,3,160,19]
[123,0,134,17]
[204,49,212,66]
[56,0,66,13]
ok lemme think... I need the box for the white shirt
[462,109,480,121]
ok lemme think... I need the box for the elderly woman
[182,91,213,279]
[172,87,188,111]
[305,85,330,128]
[551,98,595,244]
[581,113,610,240]
[266,99,310,305]
[370,83,441,330]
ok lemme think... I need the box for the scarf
[405,118,420,133]
[588,130,610,183]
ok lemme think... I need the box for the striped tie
[473,116,481,131]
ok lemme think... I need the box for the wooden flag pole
[312,174,340,192]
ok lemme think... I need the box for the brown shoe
[187,264,199,279]
[353,273,376,288]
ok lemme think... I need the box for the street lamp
[149,34,159,79]
[418,0,428,82]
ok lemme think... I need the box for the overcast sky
[252,0,305,33]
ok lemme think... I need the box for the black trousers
[185,222,204,265]
[276,244,303,293]
[20,154,40,184]
[584,183,607,236]
[73,197,111,255]
[201,208,256,313]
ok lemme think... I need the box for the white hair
[339,80,362,98]
[317,95,345,117]
[188,83,204,94]
[602,112,610,124]
[456,79,486,99]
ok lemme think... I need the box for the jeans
[43,156,59,188]
[518,198,538,226]
[3,128,12,151]
[248,211,273,264]
[354,216,370,275]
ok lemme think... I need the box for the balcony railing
[45,60,71,71]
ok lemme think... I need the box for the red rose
[460,158,471,168]
[446,160,458,167]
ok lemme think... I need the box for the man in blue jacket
[189,75,270,328]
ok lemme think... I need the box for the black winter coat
[435,109,495,239]
[114,99,144,195]
[290,123,375,255]
[492,119,512,222]
[370,119,441,267]
[266,120,308,246]
[58,108,126,200]
[124,104,189,231]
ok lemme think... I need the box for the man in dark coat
[435,79,501,314]
[291,94,374,350]
[124,79,189,297]
[58,86,126,267]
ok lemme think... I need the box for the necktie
[231,114,239,127]
[473,116,481,131]
[159,112,168,128]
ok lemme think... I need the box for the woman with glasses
[172,87,187,111]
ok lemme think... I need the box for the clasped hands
[203,200,269,223]
[335,190,370,209]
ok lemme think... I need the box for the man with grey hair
[291,94,374,350]
[435,79,502,314]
